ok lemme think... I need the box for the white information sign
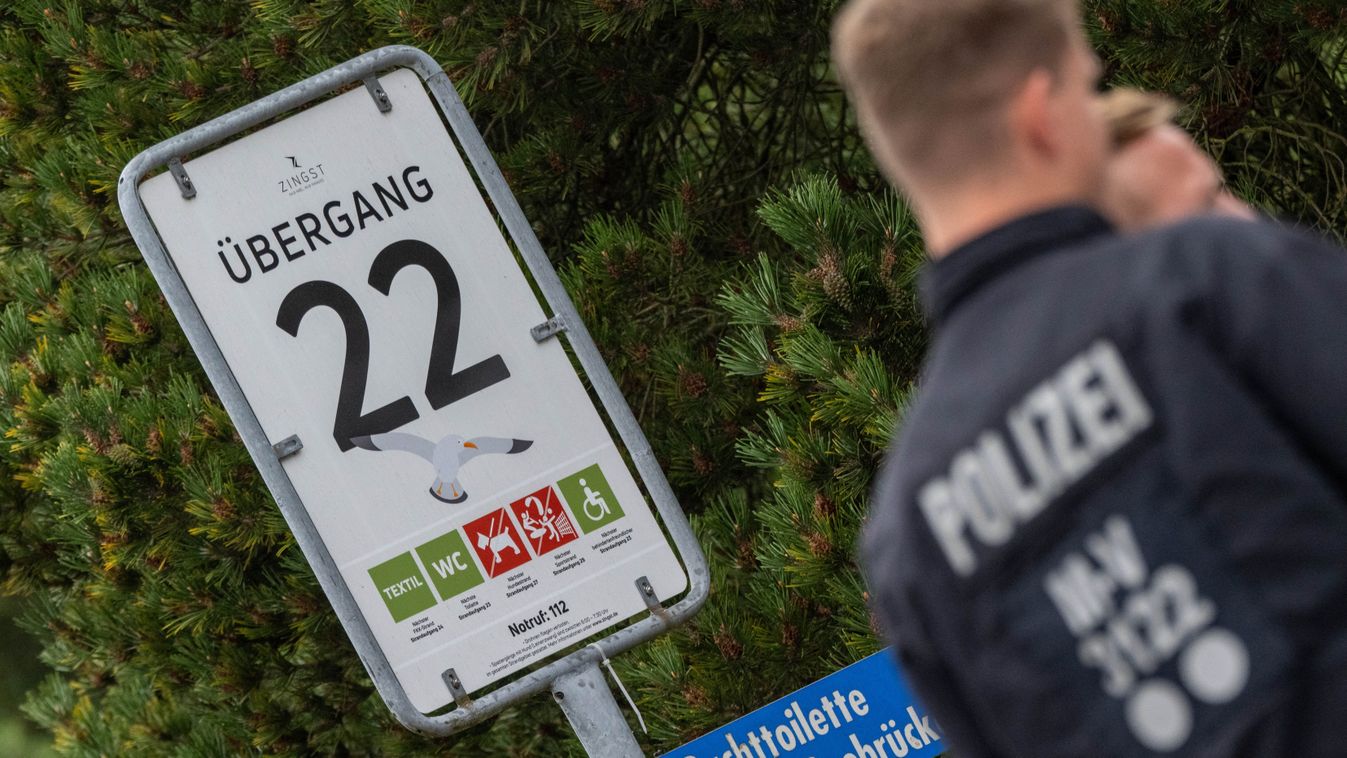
[139,68,687,712]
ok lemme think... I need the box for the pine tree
[1,1,1345,756]
[0,1,856,754]
[604,5,1347,751]
[610,176,928,746]
[0,597,51,756]
[1088,0,1347,232]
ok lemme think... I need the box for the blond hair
[833,0,1077,190]
[1100,88,1180,146]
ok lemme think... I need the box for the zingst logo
[279,155,326,196]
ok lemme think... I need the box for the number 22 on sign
[275,238,510,451]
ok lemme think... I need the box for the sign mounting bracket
[442,668,474,709]
[272,434,303,460]
[636,575,670,622]
[364,75,393,113]
[167,157,196,199]
[530,314,568,343]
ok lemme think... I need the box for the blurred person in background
[834,0,1347,755]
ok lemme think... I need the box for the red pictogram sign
[509,485,580,556]
[463,508,531,578]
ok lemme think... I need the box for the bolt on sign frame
[117,45,708,743]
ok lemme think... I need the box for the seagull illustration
[350,432,533,504]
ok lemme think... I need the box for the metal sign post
[117,46,707,753]
[553,664,645,756]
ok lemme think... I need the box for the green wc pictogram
[415,530,485,601]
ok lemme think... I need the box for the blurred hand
[1101,123,1255,231]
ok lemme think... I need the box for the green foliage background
[0,0,1344,755]
[0,597,55,757]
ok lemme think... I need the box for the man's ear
[1008,68,1058,159]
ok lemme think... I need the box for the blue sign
[664,649,943,758]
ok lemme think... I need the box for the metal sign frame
[117,45,708,738]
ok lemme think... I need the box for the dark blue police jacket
[864,205,1347,758]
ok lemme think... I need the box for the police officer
[833,0,1347,755]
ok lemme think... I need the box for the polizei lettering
[214,164,434,284]
[918,340,1153,576]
